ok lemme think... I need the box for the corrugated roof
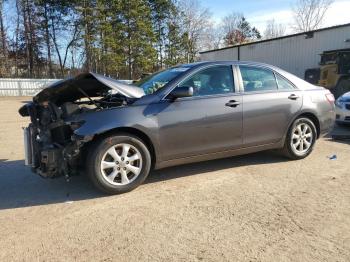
[200,22,350,54]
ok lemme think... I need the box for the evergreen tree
[164,11,187,67]
[149,0,175,70]
[2,0,212,78]
[119,0,156,79]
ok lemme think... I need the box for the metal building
[200,23,350,78]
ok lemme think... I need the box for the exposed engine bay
[19,72,144,179]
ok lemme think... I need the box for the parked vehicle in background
[335,91,350,124]
[19,61,335,194]
[305,49,350,98]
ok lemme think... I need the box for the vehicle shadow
[0,159,104,211]
[146,151,287,184]
[0,152,287,210]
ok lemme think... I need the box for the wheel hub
[291,122,313,155]
[100,143,143,186]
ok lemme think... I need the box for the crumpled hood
[33,72,145,105]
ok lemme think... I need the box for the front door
[156,65,243,161]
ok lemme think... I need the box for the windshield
[136,67,191,95]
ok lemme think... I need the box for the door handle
[288,94,300,100]
[225,100,240,107]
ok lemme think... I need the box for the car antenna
[77,87,102,109]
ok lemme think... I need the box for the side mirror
[168,86,193,100]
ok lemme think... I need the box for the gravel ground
[0,97,349,262]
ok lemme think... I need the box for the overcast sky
[202,0,350,33]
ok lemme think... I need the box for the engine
[22,101,77,178]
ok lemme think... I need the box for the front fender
[72,105,160,154]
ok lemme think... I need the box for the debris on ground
[328,154,337,160]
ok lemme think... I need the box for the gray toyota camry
[19,61,335,194]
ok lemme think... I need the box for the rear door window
[240,66,278,92]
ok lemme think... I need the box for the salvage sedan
[19,61,335,194]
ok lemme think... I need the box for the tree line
[0,0,333,79]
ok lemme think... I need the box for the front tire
[282,117,317,160]
[87,134,151,194]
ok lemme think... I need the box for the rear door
[238,65,303,147]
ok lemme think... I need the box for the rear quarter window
[276,74,296,90]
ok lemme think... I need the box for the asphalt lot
[0,97,349,262]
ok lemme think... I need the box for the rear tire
[87,134,151,194]
[282,117,317,160]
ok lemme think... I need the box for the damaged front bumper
[23,122,92,179]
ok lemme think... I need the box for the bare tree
[178,0,212,62]
[264,19,286,39]
[40,2,53,78]
[21,0,35,77]
[51,21,80,77]
[292,0,333,32]
[0,0,8,77]
[199,22,223,51]
[14,0,20,77]
[0,0,6,56]
[221,12,243,39]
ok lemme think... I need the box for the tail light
[325,92,335,104]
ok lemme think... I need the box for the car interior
[182,66,234,96]
[241,67,278,92]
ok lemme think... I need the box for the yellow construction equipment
[305,49,350,98]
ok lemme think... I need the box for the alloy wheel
[100,143,143,185]
[290,122,313,155]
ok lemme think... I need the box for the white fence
[0,78,61,96]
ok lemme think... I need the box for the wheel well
[92,127,156,169]
[298,113,320,138]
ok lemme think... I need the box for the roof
[322,48,350,54]
[200,22,350,54]
[181,60,286,71]
[174,61,207,68]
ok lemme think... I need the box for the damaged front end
[19,72,144,179]
[21,102,90,178]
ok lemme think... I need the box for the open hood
[34,72,145,105]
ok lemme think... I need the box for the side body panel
[242,90,303,146]
[303,89,336,135]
